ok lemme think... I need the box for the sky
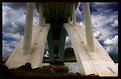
[2,2,118,62]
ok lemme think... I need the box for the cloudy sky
[2,2,118,62]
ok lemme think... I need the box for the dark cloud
[3,2,27,10]
[89,2,118,13]
[2,2,118,63]
[76,10,83,22]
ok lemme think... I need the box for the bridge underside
[36,2,78,23]
[5,3,118,76]
[5,24,118,76]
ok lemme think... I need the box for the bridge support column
[47,28,54,63]
[59,27,67,63]
[72,3,76,25]
[39,3,43,26]
[82,3,95,52]
[23,3,34,55]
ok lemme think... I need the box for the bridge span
[5,2,118,76]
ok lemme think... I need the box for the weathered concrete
[23,3,34,55]
[64,23,118,76]
[5,24,50,69]
[82,3,95,52]
[29,24,50,68]
[39,3,43,26]
[72,3,76,24]
[47,28,54,63]
[5,2,118,76]
[59,27,67,62]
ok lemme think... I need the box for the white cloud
[3,5,23,24]
[33,15,39,25]
[3,33,22,56]
[3,46,12,54]
[76,9,83,22]
[104,35,118,45]
[76,2,81,10]
[65,36,70,43]
[104,39,113,45]
[94,2,117,5]
[2,2,118,58]
[93,31,101,38]
[3,40,18,47]
[104,35,118,54]
[111,19,118,27]
[91,14,117,28]
[65,36,72,48]
[79,22,84,26]
[3,33,22,41]
[91,12,118,41]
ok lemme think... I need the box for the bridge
[5,2,118,76]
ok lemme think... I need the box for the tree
[64,47,75,58]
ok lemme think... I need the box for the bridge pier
[47,28,54,63]
[39,3,43,26]
[72,3,76,25]
[23,3,34,55]
[82,3,95,52]
[59,27,67,63]
[5,2,118,76]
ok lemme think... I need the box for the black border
[0,0,119,79]
[1,0,119,2]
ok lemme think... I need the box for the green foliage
[64,47,75,58]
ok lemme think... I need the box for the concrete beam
[30,24,50,68]
[5,25,50,69]
[72,3,76,25]
[39,3,43,26]
[23,3,34,55]
[64,23,118,76]
[82,3,95,52]
[47,28,54,63]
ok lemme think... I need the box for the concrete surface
[5,24,50,69]
[64,23,118,76]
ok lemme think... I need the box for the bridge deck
[36,2,78,23]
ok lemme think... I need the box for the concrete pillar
[82,3,95,52]
[42,17,46,25]
[23,3,34,54]
[47,28,54,63]
[59,27,67,63]
[39,3,43,26]
[68,17,71,24]
[72,3,76,25]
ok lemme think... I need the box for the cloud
[2,40,18,57]
[2,4,25,35]
[3,2,27,10]
[3,46,12,56]
[78,2,118,57]
[3,33,22,41]
[111,18,118,27]
[76,9,83,23]
[65,36,70,43]
[104,35,118,54]
[2,2,118,60]
[2,2,39,57]
[104,39,113,45]
[65,36,72,48]
[93,31,101,38]
[91,11,118,41]
[2,33,22,56]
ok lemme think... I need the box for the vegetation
[64,47,76,61]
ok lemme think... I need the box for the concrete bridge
[5,2,118,76]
